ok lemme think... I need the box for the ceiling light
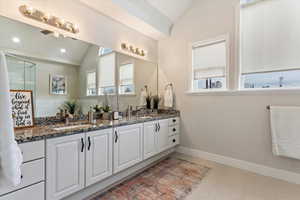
[12,37,20,43]
[60,48,66,53]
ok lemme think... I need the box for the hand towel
[0,52,23,187]
[270,106,300,160]
[164,85,173,108]
[139,88,147,106]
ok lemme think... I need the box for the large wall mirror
[0,15,158,118]
[116,53,158,112]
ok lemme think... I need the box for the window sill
[186,88,300,96]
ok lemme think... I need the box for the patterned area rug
[88,157,210,200]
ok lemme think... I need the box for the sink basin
[52,124,91,131]
[139,116,153,119]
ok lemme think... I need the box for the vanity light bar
[19,5,79,34]
[121,43,146,57]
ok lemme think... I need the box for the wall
[158,0,300,174]
[0,0,158,62]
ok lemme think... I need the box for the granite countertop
[15,112,180,144]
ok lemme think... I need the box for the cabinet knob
[173,139,176,143]
[173,119,176,123]
[173,128,176,132]
[21,175,23,179]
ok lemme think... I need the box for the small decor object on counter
[50,74,67,95]
[146,93,152,109]
[113,111,119,120]
[10,90,34,128]
[152,95,160,110]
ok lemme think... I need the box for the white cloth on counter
[164,85,173,108]
[270,106,300,160]
[0,51,23,187]
[139,88,147,106]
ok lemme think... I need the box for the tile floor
[173,153,300,200]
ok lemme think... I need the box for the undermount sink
[52,124,91,131]
[139,116,153,119]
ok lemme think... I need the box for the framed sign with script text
[10,90,34,128]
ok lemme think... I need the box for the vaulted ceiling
[77,0,195,40]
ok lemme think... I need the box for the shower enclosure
[6,54,36,100]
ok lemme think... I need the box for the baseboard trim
[176,146,300,185]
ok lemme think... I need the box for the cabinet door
[114,123,143,173]
[86,129,113,187]
[46,134,85,200]
[143,121,158,159]
[157,119,170,153]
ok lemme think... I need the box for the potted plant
[93,104,102,119]
[102,105,111,120]
[62,100,79,116]
[101,92,112,120]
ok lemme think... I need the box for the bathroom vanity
[0,14,178,200]
[0,114,180,200]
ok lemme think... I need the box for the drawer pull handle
[115,131,119,143]
[173,128,176,132]
[88,136,91,151]
[81,138,85,153]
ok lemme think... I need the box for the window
[119,63,134,95]
[98,47,113,56]
[240,0,300,89]
[98,53,116,95]
[192,38,228,91]
[86,71,96,96]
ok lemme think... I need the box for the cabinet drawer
[0,159,45,195]
[19,140,45,162]
[0,182,44,200]
[168,117,179,126]
[168,125,179,136]
[169,135,180,147]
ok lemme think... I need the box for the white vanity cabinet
[46,133,86,200]
[143,121,158,159]
[156,119,170,153]
[113,123,143,173]
[143,119,175,160]
[0,140,45,200]
[46,129,113,200]
[86,129,113,187]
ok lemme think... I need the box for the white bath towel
[270,106,300,160]
[139,88,147,106]
[0,52,23,187]
[164,85,173,108]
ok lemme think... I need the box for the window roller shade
[241,0,300,74]
[98,53,116,88]
[192,41,226,79]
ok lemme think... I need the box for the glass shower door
[6,55,36,98]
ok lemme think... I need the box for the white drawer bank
[0,140,45,200]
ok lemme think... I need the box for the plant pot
[153,102,159,110]
[146,100,151,109]
[102,112,111,120]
